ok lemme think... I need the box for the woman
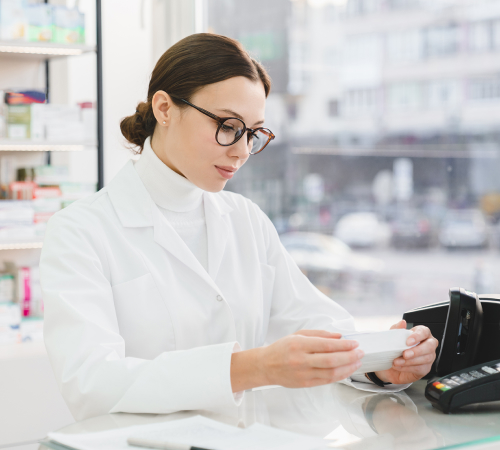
[40,33,438,421]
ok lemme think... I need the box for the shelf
[0,140,96,152]
[0,242,43,250]
[0,40,96,61]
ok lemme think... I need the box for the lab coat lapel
[107,160,233,291]
[151,204,221,292]
[204,192,233,281]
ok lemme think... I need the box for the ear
[152,90,174,126]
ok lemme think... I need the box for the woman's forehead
[194,77,266,119]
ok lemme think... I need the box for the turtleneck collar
[134,135,204,212]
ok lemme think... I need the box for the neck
[134,135,204,212]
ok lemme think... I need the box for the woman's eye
[221,124,234,132]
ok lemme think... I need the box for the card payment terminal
[425,358,500,413]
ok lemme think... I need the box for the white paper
[342,329,414,375]
[47,415,330,450]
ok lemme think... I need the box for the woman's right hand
[258,329,364,388]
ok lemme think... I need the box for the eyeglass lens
[217,118,272,154]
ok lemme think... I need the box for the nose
[227,131,251,159]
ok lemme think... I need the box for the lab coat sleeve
[40,207,242,421]
[253,205,411,393]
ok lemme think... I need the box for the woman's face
[150,76,267,192]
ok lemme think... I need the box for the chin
[201,179,227,193]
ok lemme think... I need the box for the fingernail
[355,360,362,369]
[394,358,404,365]
[351,341,359,348]
[356,349,364,359]
[405,350,414,358]
[407,338,415,346]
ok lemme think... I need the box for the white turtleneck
[134,136,209,272]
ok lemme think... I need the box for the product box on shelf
[5,263,43,319]
[0,90,6,139]
[0,301,21,345]
[34,165,69,185]
[53,6,84,44]
[0,0,28,41]
[59,182,96,206]
[4,89,46,105]
[0,200,34,225]
[6,103,44,139]
[26,3,53,42]
[0,200,45,242]
[21,316,43,342]
[0,273,14,302]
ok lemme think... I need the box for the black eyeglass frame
[169,94,275,155]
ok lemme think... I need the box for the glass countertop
[39,380,500,450]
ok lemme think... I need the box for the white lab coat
[40,159,407,422]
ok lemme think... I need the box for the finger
[390,319,406,330]
[407,325,432,346]
[391,364,433,376]
[312,360,363,382]
[402,337,439,360]
[308,348,364,369]
[393,352,435,367]
[299,336,359,354]
[294,329,342,339]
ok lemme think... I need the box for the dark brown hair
[120,33,272,153]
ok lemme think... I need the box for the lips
[215,165,237,180]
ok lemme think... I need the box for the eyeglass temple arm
[169,94,224,124]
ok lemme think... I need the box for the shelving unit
[0,139,95,151]
[0,5,104,445]
[0,0,104,250]
[0,40,96,59]
[0,2,103,311]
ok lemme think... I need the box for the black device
[425,358,500,413]
[403,289,500,377]
[435,288,483,376]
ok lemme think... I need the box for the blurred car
[439,209,489,249]
[391,210,434,248]
[334,212,391,248]
[279,232,385,291]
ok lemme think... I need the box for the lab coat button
[216,295,223,302]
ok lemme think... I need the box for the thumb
[390,319,407,330]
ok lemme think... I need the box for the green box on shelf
[6,104,44,139]
[52,6,84,44]
[26,4,53,42]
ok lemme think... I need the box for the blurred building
[207,0,500,231]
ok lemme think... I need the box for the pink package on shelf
[20,267,31,317]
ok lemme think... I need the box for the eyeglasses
[169,94,275,155]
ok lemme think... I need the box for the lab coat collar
[107,160,154,227]
[107,159,234,282]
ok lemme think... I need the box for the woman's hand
[230,329,364,392]
[374,320,439,385]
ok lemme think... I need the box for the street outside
[326,247,500,330]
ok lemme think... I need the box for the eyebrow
[219,108,265,127]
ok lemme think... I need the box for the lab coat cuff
[340,376,412,393]
[109,341,243,414]
[231,342,245,405]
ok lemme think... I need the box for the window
[388,82,423,111]
[468,21,491,52]
[343,88,379,115]
[328,99,339,117]
[427,80,461,108]
[468,76,500,100]
[493,20,500,49]
[206,0,500,330]
[424,25,461,58]
[387,30,422,63]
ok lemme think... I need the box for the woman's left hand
[374,320,439,385]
